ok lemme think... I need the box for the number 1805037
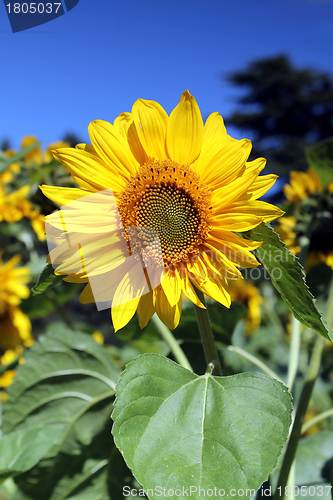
[6,3,62,13]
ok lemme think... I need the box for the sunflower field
[0,92,333,500]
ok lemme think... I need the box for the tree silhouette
[62,132,83,148]
[224,55,333,173]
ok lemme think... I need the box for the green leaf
[2,329,118,448]
[13,425,124,500]
[1,329,120,499]
[0,142,41,175]
[31,264,65,295]
[112,354,292,499]
[306,138,333,190]
[245,223,331,341]
[44,433,133,500]
[0,425,63,484]
[50,458,109,500]
[271,430,333,499]
[295,430,333,489]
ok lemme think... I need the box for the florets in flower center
[118,158,211,265]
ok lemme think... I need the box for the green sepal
[31,263,64,295]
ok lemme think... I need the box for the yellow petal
[88,120,139,178]
[127,121,148,165]
[113,112,132,137]
[242,174,278,201]
[200,245,243,279]
[244,157,267,175]
[137,292,155,328]
[40,185,93,206]
[64,273,88,283]
[113,260,149,306]
[113,113,148,165]
[204,112,227,141]
[53,147,127,193]
[132,99,168,159]
[55,233,127,276]
[160,270,181,308]
[308,167,322,192]
[154,286,182,330]
[79,283,95,303]
[208,229,262,251]
[195,137,252,189]
[166,90,204,165]
[21,136,42,163]
[112,297,140,332]
[188,261,231,308]
[211,167,261,210]
[45,194,122,236]
[206,237,260,269]
[213,211,264,232]
[233,200,285,222]
[177,265,205,308]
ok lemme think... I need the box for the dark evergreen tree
[0,138,11,151]
[62,132,83,148]
[224,55,333,173]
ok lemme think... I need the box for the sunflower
[0,184,45,241]
[0,346,25,401]
[41,91,283,331]
[0,149,20,184]
[274,216,301,256]
[229,280,263,334]
[283,167,323,203]
[21,136,70,164]
[276,167,333,270]
[0,255,33,351]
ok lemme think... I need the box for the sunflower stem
[193,288,223,376]
[227,345,283,383]
[301,407,333,435]
[151,314,193,372]
[273,277,333,500]
[287,315,302,391]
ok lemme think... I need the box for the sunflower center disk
[118,159,212,266]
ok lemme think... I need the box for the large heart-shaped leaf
[112,354,292,499]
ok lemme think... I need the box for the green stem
[262,283,285,337]
[273,278,333,500]
[151,314,193,372]
[301,408,333,435]
[286,461,296,500]
[227,345,283,383]
[287,316,302,390]
[193,288,223,376]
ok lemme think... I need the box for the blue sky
[1,0,333,151]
